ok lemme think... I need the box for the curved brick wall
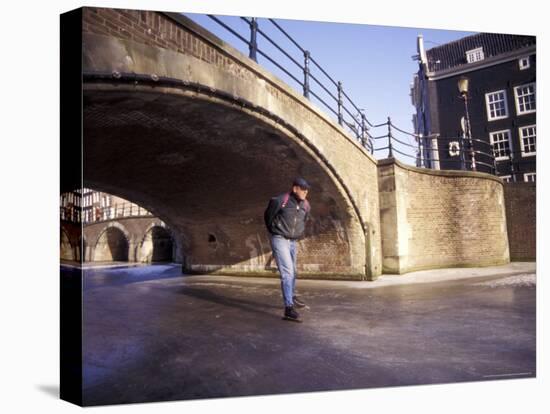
[378,159,510,273]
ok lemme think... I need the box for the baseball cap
[292,177,310,190]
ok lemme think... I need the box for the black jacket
[264,192,310,240]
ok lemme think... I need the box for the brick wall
[378,159,510,273]
[503,182,536,260]
[176,198,364,279]
[83,8,236,68]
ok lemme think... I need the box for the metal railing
[206,15,375,145]
[197,15,536,181]
[61,203,153,224]
[371,118,536,181]
[84,203,153,224]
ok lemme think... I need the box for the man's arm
[264,197,281,229]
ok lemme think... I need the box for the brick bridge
[61,218,177,263]
[74,7,513,280]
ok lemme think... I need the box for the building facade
[60,189,154,224]
[411,33,536,182]
[60,190,175,263]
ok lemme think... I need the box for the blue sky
[186,12,475,163]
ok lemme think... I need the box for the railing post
[337,81,343,126]
[460,134,466,171]
[387,117,393,158]
[303,50,310,99]
[469,139,476,172]
[360,111,367,149]
[370,135,374,154]
[463,97,476,172]
[417,133,423,167]
[509,150,516,182]
[249,18,258,62]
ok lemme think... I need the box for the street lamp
[457,76,469,96]
[458,76,476,171]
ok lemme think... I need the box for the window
[514,83,536,115]
[466,47,484,63]
[519,125,536,157]
[489,130,512,160]
[485,90,509,120]
[500,175,512,183]
[519,56,530,70]
[524,172,536,183]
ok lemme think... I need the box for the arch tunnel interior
[94,227,130,262]
[83,86,367,278]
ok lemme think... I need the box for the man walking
[264,178,311,322]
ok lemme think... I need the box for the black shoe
[293,296,306,308]
[283,306,301,322]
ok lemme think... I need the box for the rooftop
[426,33,536,72]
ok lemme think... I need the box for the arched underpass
[93,225,130,262]
[138,225,174,263]
[84,86,370,279]
[79,12,385,280]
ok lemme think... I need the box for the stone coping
[378,157,504,184]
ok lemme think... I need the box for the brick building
[61,189,154,224]
[411,33,536,182]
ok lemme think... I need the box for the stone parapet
[378,158,510,274]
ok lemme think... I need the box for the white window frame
[489,129,512,161]
[485,90,509,121]
[466,47,484,63]
[500,175,512,183]
[524,172,536,183]
[519,56,530,70]
[519,124,536,157]
[514,83,536,115]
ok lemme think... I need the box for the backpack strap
[281,192,290,209]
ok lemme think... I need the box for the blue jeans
[270,235,297,307]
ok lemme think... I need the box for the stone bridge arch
[81,9,383,279]
[137,222,175,263]
[92,222,131,262]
